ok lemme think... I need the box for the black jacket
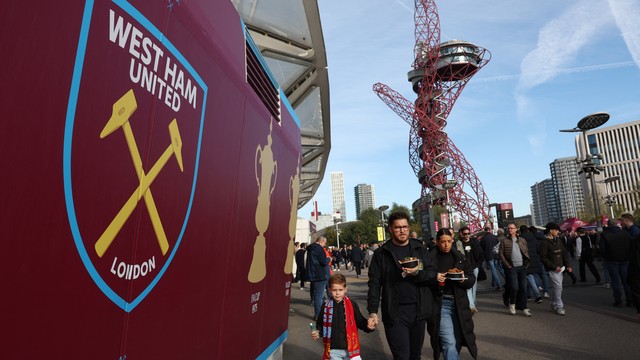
[295,248,307,280]
[540,236,571,271]
[456,238,483,269]
[367,239,436,324]
[350,246,363,262]
[522,232,543,275]
[315,298,373,350]
[427,247,477,359]
[480,233,500,261]
[600,226,632,262]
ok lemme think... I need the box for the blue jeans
[329,349,349,360]
[311,280,328,318]
[439,298,462,360]
[526,274,541,299]
[539,269,549,293]
[487,259,504,288]
[467,267,479,307]
[606,261,631,303]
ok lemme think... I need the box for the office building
[531,179,560,225]
[575,120,640,214]
[330,171,346,221]
[354,183,376,219]
[550,157,585,220]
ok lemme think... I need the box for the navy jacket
[306,242,330,281]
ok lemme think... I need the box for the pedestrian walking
[628,233,640,319]
[600,219,633,307]
[367,211,436,360]
[456,226,483,314]
[311,273,375,359]
[540,222,572,316]
[351,244,363,278]
[575,227,601,283]
[296,243,308,290]
[529,226,550,298]
[498,222,532,317]
[480,227,504,291]
[520,226,543,303]
[308,236,332,319]
[428,228,478,359]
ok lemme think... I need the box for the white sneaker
[509,304,516,315]
[522,309,532,317]
[543,292,550,298]
[556,308,566,316]
[550,304,557,312]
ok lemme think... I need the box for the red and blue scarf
[322,296,362,360]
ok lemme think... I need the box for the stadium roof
[233,0,331,209]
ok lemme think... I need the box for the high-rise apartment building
[531,179,560,226]
[330,172,346,221]
[354,183,376,219]
[575,120,640,213]
[550,157,585,220]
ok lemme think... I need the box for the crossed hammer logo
[95,89,183,258]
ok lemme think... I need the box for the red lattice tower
[373,0,491,230]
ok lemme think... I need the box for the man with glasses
[457,226,483,314]
[499,222,532,317]
[367,211,436,360]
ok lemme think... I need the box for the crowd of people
[293,211,640,359]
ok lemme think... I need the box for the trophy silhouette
[248,122,278,283]
[283,158,300,274]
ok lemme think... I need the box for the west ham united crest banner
[63,0,207,312]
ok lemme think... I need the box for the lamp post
[378,205,389,241]
[333,212,342,249]
[560,112,609,232]
[598,175,620,218]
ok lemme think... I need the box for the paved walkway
[284,260,640,359]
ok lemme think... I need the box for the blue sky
[300,0,640,222]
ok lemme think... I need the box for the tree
[354,208,385,244]
[390,203,413,220]
[325,227,337,247]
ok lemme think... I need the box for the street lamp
[560,112,610,231]
[333,212,342,249]
[378,205,389,241]
[598,175,620,218]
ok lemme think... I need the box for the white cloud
[517,0,612,92]
[394,0,413,13]
[608,0,640,69]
